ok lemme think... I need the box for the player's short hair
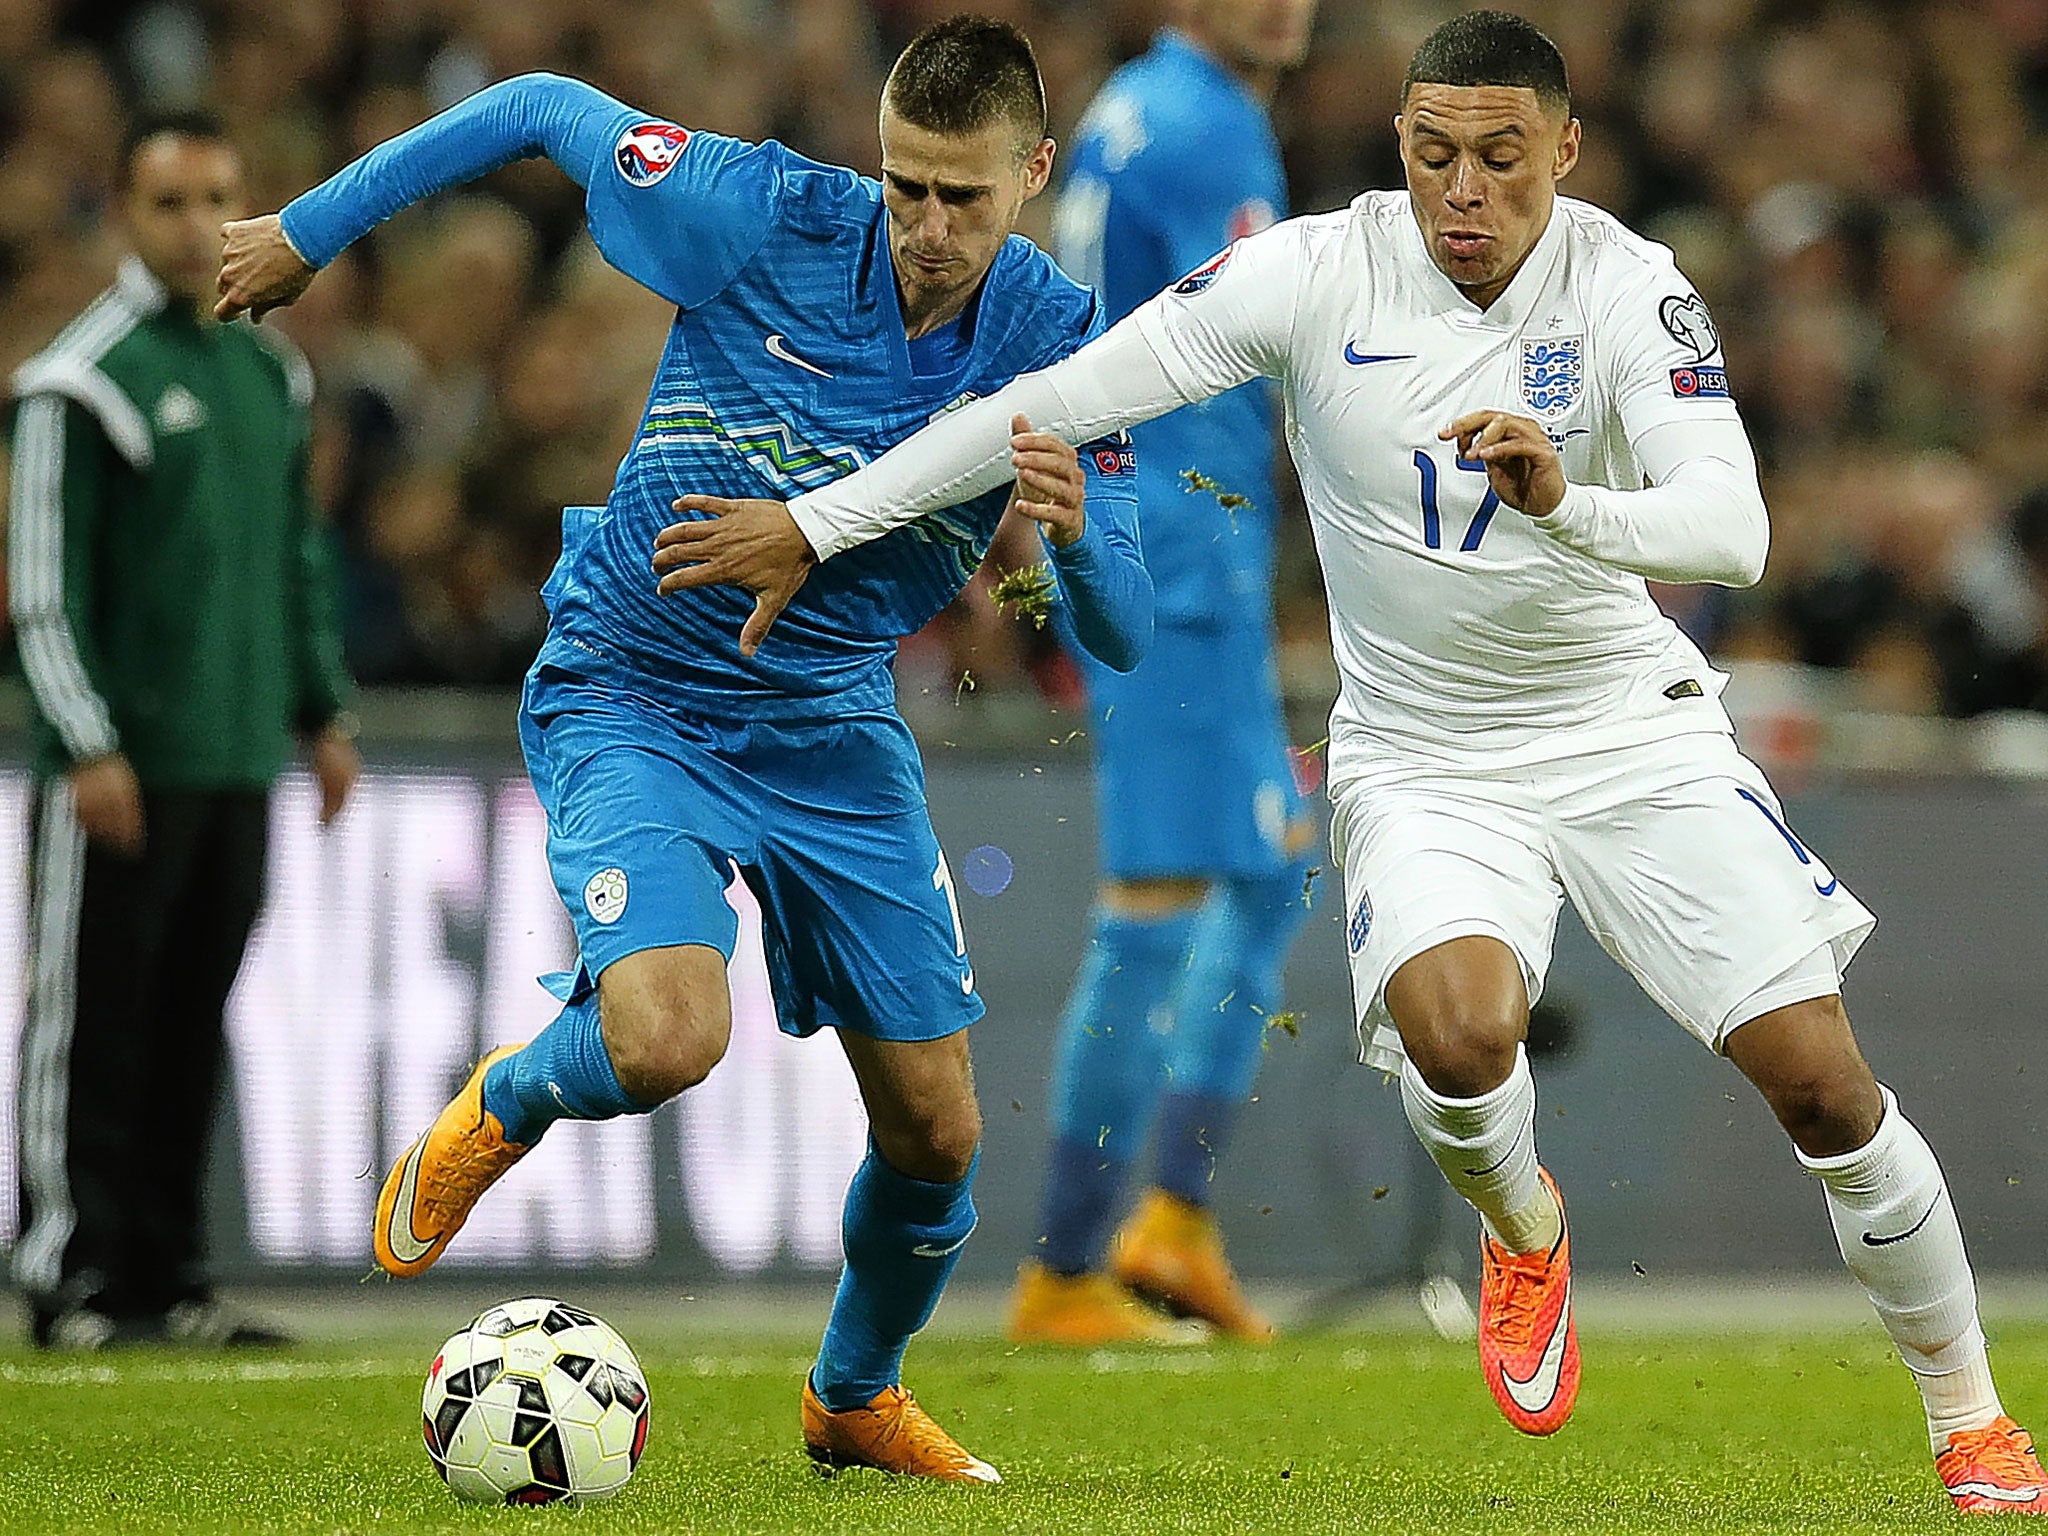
[883,15,1048,152]
[120,109,234,186]
[1403,11,1571,116]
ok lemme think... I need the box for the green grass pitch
[5,1303,2040,1534]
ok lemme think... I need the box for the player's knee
[1762,1057,1884,1158]
[1386,938,1528,1097]
[599,964,732,1105]
[877,1099,981,1184]
[1394,995,1526,1098]
[1729,997,1884,1157]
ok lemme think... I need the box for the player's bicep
[1129,221,1299,402]
[582,124,785,309]
[1607,273,1743,445]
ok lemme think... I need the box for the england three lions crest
[1520,337,1584,421]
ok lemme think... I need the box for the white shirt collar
[1399,196,1567,332]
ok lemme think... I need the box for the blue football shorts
[1074,616,1310,881]
[519,659,983,1042]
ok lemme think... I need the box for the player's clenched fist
[1005,414,1086,548]
[1442,410,1567,520]
[215,213,316,324]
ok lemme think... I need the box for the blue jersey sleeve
[1048,430,1150,672]
[281,72,776,309]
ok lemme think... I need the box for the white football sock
[1401,1043,1559,1255]
[1799,1085,2002,1452]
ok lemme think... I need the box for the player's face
[1187,0,1317,73]
[1396,84,1580,311]
[125,135,246,307]
[879,106,1055,324]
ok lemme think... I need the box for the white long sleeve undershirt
[788,310,1770,590]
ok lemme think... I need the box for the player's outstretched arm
[218,73,688,322]
[781,316,1194,562]
[648,414,1155,667]
[781,225,1301,562]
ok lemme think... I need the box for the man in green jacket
[8,111,360,1349]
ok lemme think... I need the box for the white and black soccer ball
[420,1297,651,1505]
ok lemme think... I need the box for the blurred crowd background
[5,0,2048,716]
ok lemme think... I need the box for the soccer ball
[420,1297,650,1505]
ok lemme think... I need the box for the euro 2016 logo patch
[584,867,629,924]
[1520,337,1584,420]
[1172,247,1232,296]
[614,122,691,187]
[1348,892,1373,954]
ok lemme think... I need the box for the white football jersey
[1130,192,1749,772]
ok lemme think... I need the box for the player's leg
[1338,769,1578,1433]
[739,715,996,1480]
[800,1027,996,1482]
[1557,733,2046,1510]
[1724,986,2044,1511]
[1113,832,1316,1343]
[1020,874,1202,1342]
[1110,620,1318,1342]
[373,670,747,1277]
[1024,619,1255,1344]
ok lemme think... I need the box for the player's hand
[1007,414,1086,548]
[653,497,818,657]
[216,214,315,324]
[309,721,362,825]
[1442,411,1567,519]
[68,752,145,856]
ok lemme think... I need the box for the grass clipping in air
[1182,468,1252,527]
[993,562,1058,629]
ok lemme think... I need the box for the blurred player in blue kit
[217,18,1151,1483]
[1008,0,1318,1347]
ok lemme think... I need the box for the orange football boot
[1477,1166,1579,1436]
[1007,1259,1192,1345]
[800,1378,1000,1483]
[372,1044,529,1277]
[1110,1189,1275,1343]
[1939,1417,2048,1515]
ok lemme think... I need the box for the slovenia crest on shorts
[1520,336,1584,420]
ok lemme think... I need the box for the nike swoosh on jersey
[1500,1278,1572,1413]
[1863,1197,1940,1247]
[765,333,832,379]
[961,970,975,995]
[1343,344,1416,366]
[384,1139,437,1265]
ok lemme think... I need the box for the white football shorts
[1330,731,1876,1073]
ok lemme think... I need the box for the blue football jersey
[1053,31,1286,626]
[283,75,1144,719]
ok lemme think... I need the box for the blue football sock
[1154,862,1312,1206]
[480,994,645,1147]
[812,1142,978,1412]
[1035,904,1198,1273]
